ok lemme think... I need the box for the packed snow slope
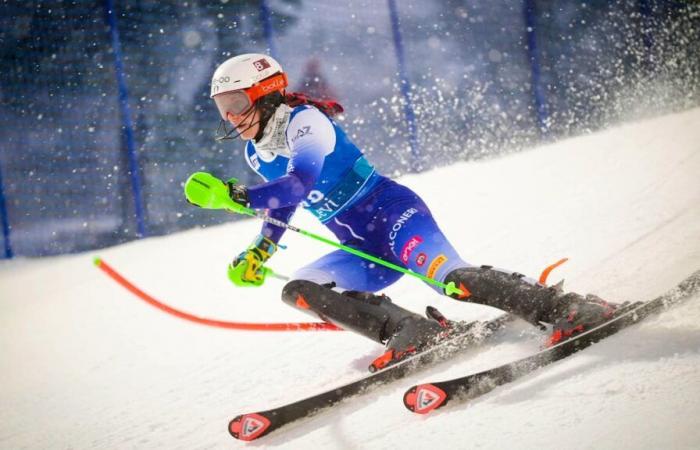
[2,108,700,450]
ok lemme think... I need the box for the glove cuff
[227,180,250,207]
[251,234,277,260]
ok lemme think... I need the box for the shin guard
[444,266,583,325]
[281,279,430,344]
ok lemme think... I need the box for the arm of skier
[228,109,336,286]
[260,204,297,243]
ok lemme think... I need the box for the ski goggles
[213,72,288,120]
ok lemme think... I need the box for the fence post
[387,0,420,172]
[523,0,549,135]
[0,160,13,258]
[638,0,655,72]
[259,0,278,59]
[105,0,147,238]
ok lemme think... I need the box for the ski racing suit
[244,104,468,294]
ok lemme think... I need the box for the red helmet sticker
[253,58,271,71]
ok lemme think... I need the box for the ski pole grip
[184,172,254,216]
[185,172,232,209]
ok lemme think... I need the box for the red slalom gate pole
[94,257,342,332]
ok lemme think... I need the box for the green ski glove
[228,235,278,287]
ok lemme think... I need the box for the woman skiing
[198,53,617,370]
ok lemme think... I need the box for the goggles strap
[215,104,260,141]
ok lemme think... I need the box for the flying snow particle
[183,30,202,48]
[428,36,441,50]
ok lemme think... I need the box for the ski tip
[403,384,448,414]
[93,256,102,267]
[229,413,272,441]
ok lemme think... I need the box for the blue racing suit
[244,104,470,293]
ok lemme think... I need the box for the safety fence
[0,0,698,257]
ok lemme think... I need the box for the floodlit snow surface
[2,108,700,450]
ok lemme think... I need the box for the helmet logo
[261,77,285,93]
[253,58,271,71]
[211,76,230,95]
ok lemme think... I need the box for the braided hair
[253,91,344,141]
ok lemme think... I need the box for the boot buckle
[368,346,416,372]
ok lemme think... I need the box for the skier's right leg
[281,249,448,370]
[281,278,439,344]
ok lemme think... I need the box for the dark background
[0,0,698,257]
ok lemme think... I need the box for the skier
[200,53,618,370]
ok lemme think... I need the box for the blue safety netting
[0,0,698,257]
[0,2,125,256]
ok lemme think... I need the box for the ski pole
[266,268,289,281]
[184,172,465,297]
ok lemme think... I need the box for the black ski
[403,269,700,414]
[228,314,510,441]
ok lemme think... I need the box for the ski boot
[280,280,453,372]
[546,294,618,347]
[443,265,620,346]
[368,305,452,372]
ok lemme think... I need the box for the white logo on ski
[242,417,264,437]
[417,388,441,411]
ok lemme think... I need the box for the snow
[1,108,700,449]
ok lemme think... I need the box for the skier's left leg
[382,187,618,345]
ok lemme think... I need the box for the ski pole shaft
[184,172,464,296]
[241,203,461,296]
[267,269,290,281]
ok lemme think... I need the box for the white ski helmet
[210,53,288,120]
